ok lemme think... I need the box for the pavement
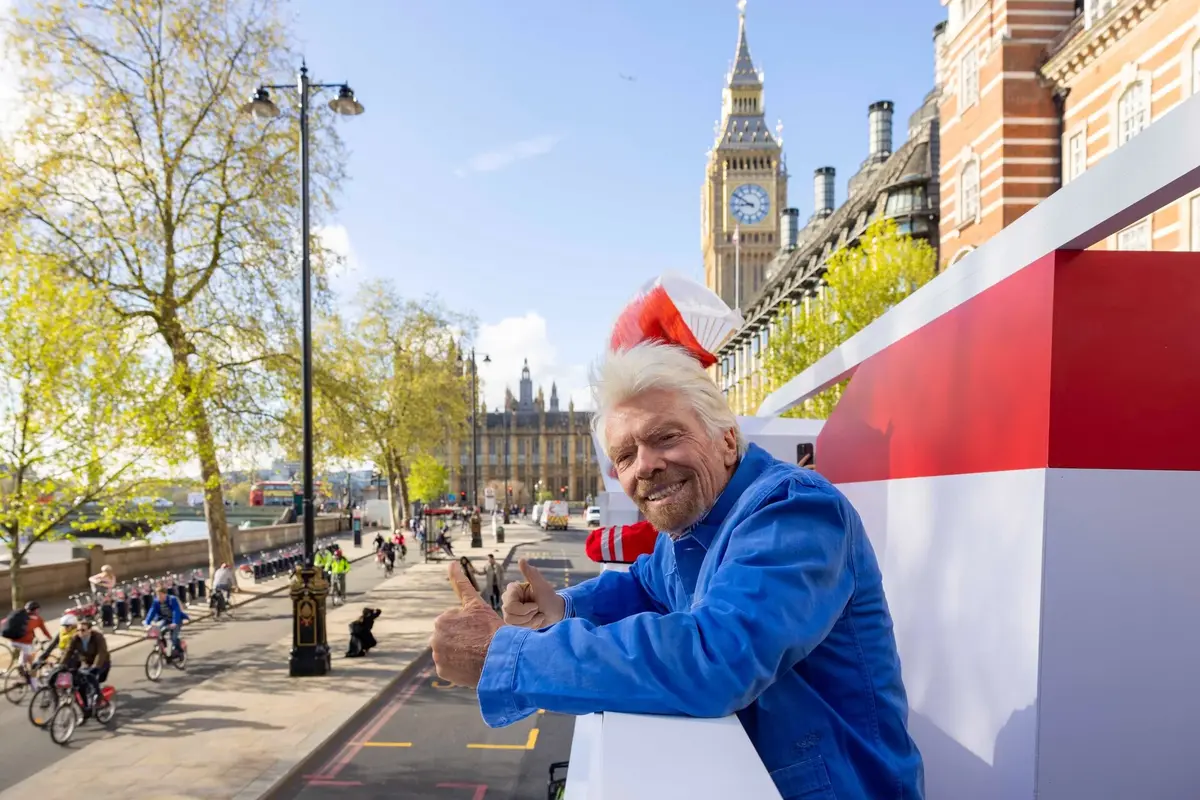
[0,520,555,800]
[269,531,598,800]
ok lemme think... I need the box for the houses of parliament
[446,361,603,506]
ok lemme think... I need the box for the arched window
[959,159,980,224]
[949,246,975,266]
[1117,81,1149,146]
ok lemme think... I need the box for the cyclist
[373,532,384,551]
[329,549,351,600]
[143,585,189,661]
[211,562,234,613]
[381,540,396,575]
[2,600,51,673]
[313,545,330,575]
[63,618,109,717]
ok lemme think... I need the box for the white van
[540,500,569,531]
[531,504,542,525]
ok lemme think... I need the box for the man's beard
[635,472,703,534]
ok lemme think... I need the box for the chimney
[933,21,947,89]
[813,167,835,217]
[868,100,894,162]
[780,208,799,249]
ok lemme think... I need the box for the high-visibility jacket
[584,520,658,564]
[329,557,350,575]
[314,550,329,569]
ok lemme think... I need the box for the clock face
[730,183,770,225]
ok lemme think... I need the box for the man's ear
[722,428,739,468]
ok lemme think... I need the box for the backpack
[1,609,29,640]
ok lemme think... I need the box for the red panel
[817,254,1058,484]
[1048,250,1200,471]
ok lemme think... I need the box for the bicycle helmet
[60,614,79,627]
[24,600,40,612]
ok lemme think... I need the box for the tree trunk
[397,466,411,525]
[9,542,22,610]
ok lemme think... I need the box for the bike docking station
[288,563,332,677]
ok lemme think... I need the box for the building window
[960,46,979,109]
[959,160,980,225]
[1191,196,1200,251]
[885,185,925,216]
[1067,131,1086,182]
[1116,219,1151,251]
[1117,81,1149,146]
[1086,0,1118,27]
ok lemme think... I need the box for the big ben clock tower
[702,0,787,311]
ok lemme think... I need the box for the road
[0,540,396,788]
[271,531,599,800]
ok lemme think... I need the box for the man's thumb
[518,558,553,595]
[448,562,482,607]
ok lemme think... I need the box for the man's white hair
[590,342,747,458]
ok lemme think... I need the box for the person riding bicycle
[211,562,235,612]
[381,540,396,573]
[143,585,189,661]
[62,618,109,716]
[329,549,351,599]
[373,532,385,551]
[2,600,51,673]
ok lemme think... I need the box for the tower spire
[729,0,761,88]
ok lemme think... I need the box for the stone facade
[447,360,602,506]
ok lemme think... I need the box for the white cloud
[316,224,360,278]
[474,312,593,413]
[454,134,560,177]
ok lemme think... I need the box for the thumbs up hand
[431,561,503,688]
[502,558,565,629]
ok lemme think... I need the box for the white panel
[758,93,1200,417]
[839,470,1046,800]
[1038,468,1200,800]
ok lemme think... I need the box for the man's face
[605,388,738,533]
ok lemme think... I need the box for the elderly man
[431,342,924,799]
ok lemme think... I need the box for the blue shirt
[477,444,924,800]
[144,594,187,627]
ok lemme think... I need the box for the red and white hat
[608,271,743,368]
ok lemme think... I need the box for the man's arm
[478,482,855,727]
[143,600,159,626]
[556,537,671,626]
[93,633,109,666]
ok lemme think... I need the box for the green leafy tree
[0,0,347,572]
[762,218,936,418]
[304,283,471,529]
[0,245,169,607]
[408,455,449,506]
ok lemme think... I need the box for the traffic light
[459,491,467,504]
[507,487,513,496]
[560,486,567,496]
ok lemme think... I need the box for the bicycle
[384,557,394,578]
[47,669,116,745]
[2,640,54,704]
[144,623,187,681]
[330,574,346,607]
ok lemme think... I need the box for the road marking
[466,728,539,750]
[431,678,459,689]
[436,783,488,800]
[306,779,363,787]
[355,741,412,747]
[308,665,432,782]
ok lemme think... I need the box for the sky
[294,0,946,411]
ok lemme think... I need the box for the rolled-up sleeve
[556,542,670,625]
[476,481,855,726]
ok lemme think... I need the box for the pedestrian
[345,607,382,658]
[482,554,504,612]
[457,556,479,592]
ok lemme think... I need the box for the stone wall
[0,516,348,612]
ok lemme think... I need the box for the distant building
[446,360,602,505]
[938,0,1200,266]
[712,63,942,414]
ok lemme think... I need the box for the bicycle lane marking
[304,663,434,785]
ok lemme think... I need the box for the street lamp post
[497,406,510,524]
[240,63,364,678]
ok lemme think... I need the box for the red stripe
[818,250,1200,484]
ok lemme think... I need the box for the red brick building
[938,0,1200,267]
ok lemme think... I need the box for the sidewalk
[0,527,547,800]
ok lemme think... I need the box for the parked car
[584,506,601,526]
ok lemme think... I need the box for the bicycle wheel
[49,701,77,745]
[174,646,188,670]
[145,649,164,681]
[95,693,116,725]
[28,686,58,727]
[3,665,29,704]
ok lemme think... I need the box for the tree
[310,283,470,529]
[0,245,168,607]
[761,218,936,418]
[0,0,346,572]
[408,455,448,506]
